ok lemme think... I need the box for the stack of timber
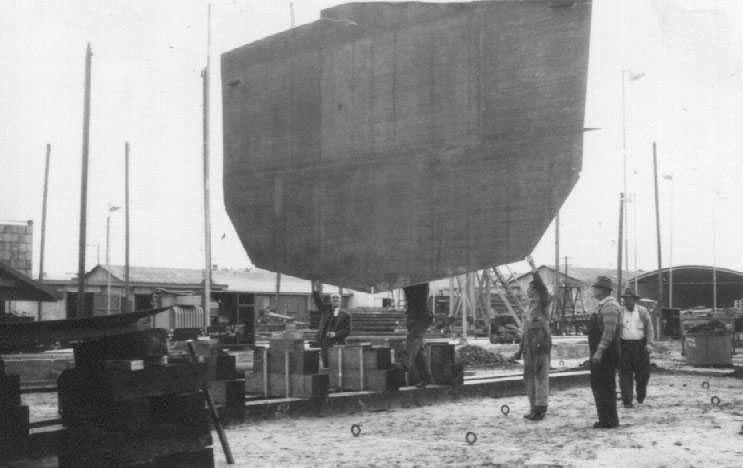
[246,336,329,398]
[309,308,406,337]
[327,344,405,392]
[0,362,29,460]
[57,329,215,467]
[221,0,593,291]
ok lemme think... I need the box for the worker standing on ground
[619,288,653,408]
[404,283,433,388]
[588,276,622,429]
[512,255,552,421]
[312,280,351,368]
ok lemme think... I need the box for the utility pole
[76,43,93,319]
[201,5,213,331]
[652,142,663,309]
[616,193,624,301]
[554,212,560,323]
[124,142,131,313]
[37,143,51,320]
[106,205,120,315]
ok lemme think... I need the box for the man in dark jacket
[588,276,622,429]
[404,282,433,388]
[513,255,551,421]
[312,281,351,367]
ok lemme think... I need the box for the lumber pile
[245,337,329,398]
[327,344,405,392]
[310,308,406,337]
[57,329,216,467]
[0,362,28,460]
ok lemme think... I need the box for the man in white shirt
[619,288,654,408]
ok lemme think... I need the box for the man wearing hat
[588,276,622,429]
[619,288,654,408]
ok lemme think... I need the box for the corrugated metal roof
[92,265,213,286]
[87,265,347,295]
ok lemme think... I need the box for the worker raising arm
[312,280,351,368]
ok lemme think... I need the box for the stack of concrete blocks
[327,344,405,392]
[56,329,215,467]
[0,221,33,276]
[246,337,329,398]
[0,361,29,460]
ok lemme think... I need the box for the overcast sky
[2,0,743,280]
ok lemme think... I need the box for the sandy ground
[214,374,743,468]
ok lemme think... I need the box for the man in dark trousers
[312,281,351,368]
[588,276,622,429]
[513,255,552,421]
[619,287,654,408]
[404,283,433,388]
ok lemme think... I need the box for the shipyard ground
[211,374,743,467]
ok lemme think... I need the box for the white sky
[2,0,743,279]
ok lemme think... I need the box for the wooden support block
[246,372,328,398]
[58,427,213,467]
[0,374,21,409]
[101,363,208,401]
[268,338,305,353]
[265,349,319,375]
[155,447,214,468]
[74,329,168,374]
[328,345,391,372]
[216,354,237,380]
[330,368,401,392]
[105,360,145,372]
[0,404,29,439]
[208,379,245,409]
[149,392,206,427]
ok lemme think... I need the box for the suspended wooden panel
[221,0,592,291]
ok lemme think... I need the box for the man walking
[513,255,551,421]
[619,288,653,407]
[588,276,622,429]
[404,283,433,388]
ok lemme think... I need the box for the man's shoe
[623,403,634,408]
[593,421,619,429]
[524,411,536,419]
[530,406,547,421]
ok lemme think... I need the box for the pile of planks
[246,337,329,398]
[0,361,28,460]
[327,344,405,392]
[56,329,215,467]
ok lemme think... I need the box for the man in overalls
[588,276,622,429]
[513,255,551,421]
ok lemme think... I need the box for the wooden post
[201,5,213,331]
[76,44,93,319]
[38,143,51,320]
[617,193,624,300]
[124,142,130,313]
[274,272,281,314]
[554,212,560,322]
[652,142,663,308]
